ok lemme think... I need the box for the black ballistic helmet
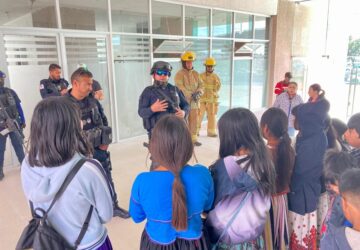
[150,61,173,76]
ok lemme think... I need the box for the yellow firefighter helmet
[181,51,196,61]
[204,57,216,66]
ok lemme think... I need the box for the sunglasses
[155,70,171,76]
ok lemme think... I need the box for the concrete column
[267,0,296,106]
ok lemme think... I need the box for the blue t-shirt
[129,164,214,244]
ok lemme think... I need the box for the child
[129,115,214,249]
[344,113,360,164]
[321,149,358,235]
[331,118,351,152]
[320,168,360,249]
[21,97,113,249]
[260,107,295,249]
[205,108,276,249]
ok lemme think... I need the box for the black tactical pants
[93,148,118,205]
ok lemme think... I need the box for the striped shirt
[350,148,360,165]
[273,92,304,128]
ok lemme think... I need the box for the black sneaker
[113,205,130,219]
[193,141,202,146]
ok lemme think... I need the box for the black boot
[113,204,130,219]
[0,167,4,181]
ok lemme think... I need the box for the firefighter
[198,57,221,137]
[174,51,203,146]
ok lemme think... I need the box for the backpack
[16,158,93,250]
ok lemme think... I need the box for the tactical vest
[152,84,180,114]
[142,84,180,133]
[78,96,103,131]
[0,89,18,123]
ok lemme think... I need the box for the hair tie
[279,131,287,140]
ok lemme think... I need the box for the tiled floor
[0,129,219,250]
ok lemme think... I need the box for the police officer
[65,67,129,218]
[0,71,25,181]
[40,64,69,99]
[77,63,104,101]
[198,57,221,137]
[174,51,203,146]
[138,61,189,140]
[92,79,104,101]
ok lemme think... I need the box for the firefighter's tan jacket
[199,72,221,103]
[174,68,203,109]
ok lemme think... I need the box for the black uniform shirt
[138,83,190,132]
[40,78,69,99]
[64,90,108,131]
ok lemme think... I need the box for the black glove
[191,91,201,102]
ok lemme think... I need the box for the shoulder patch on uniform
[39,84,44,90]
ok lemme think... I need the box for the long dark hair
[28,97,92,167]
[150,115,193,230]
[260,108,295,193]
[218,108,276,195]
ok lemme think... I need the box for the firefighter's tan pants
[198,102,218,136]
[188,109,200,142]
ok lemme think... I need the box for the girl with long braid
[260,107,295,249]
[129,115,214,250]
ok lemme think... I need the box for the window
[185,6,209,37]
[233,59,251,108]
[212,40,232,116]
[254,16,269,40]
[212,10,232,38]
[234,13,253,39]
[59,1,108,31]
[251,43,268,109]
[152,1,182,35]
[0,0,56,28]
[111,0,149,33]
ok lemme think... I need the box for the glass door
[233,58,251,108]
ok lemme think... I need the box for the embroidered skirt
[140,230,209,250]
[288,211,318,249]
